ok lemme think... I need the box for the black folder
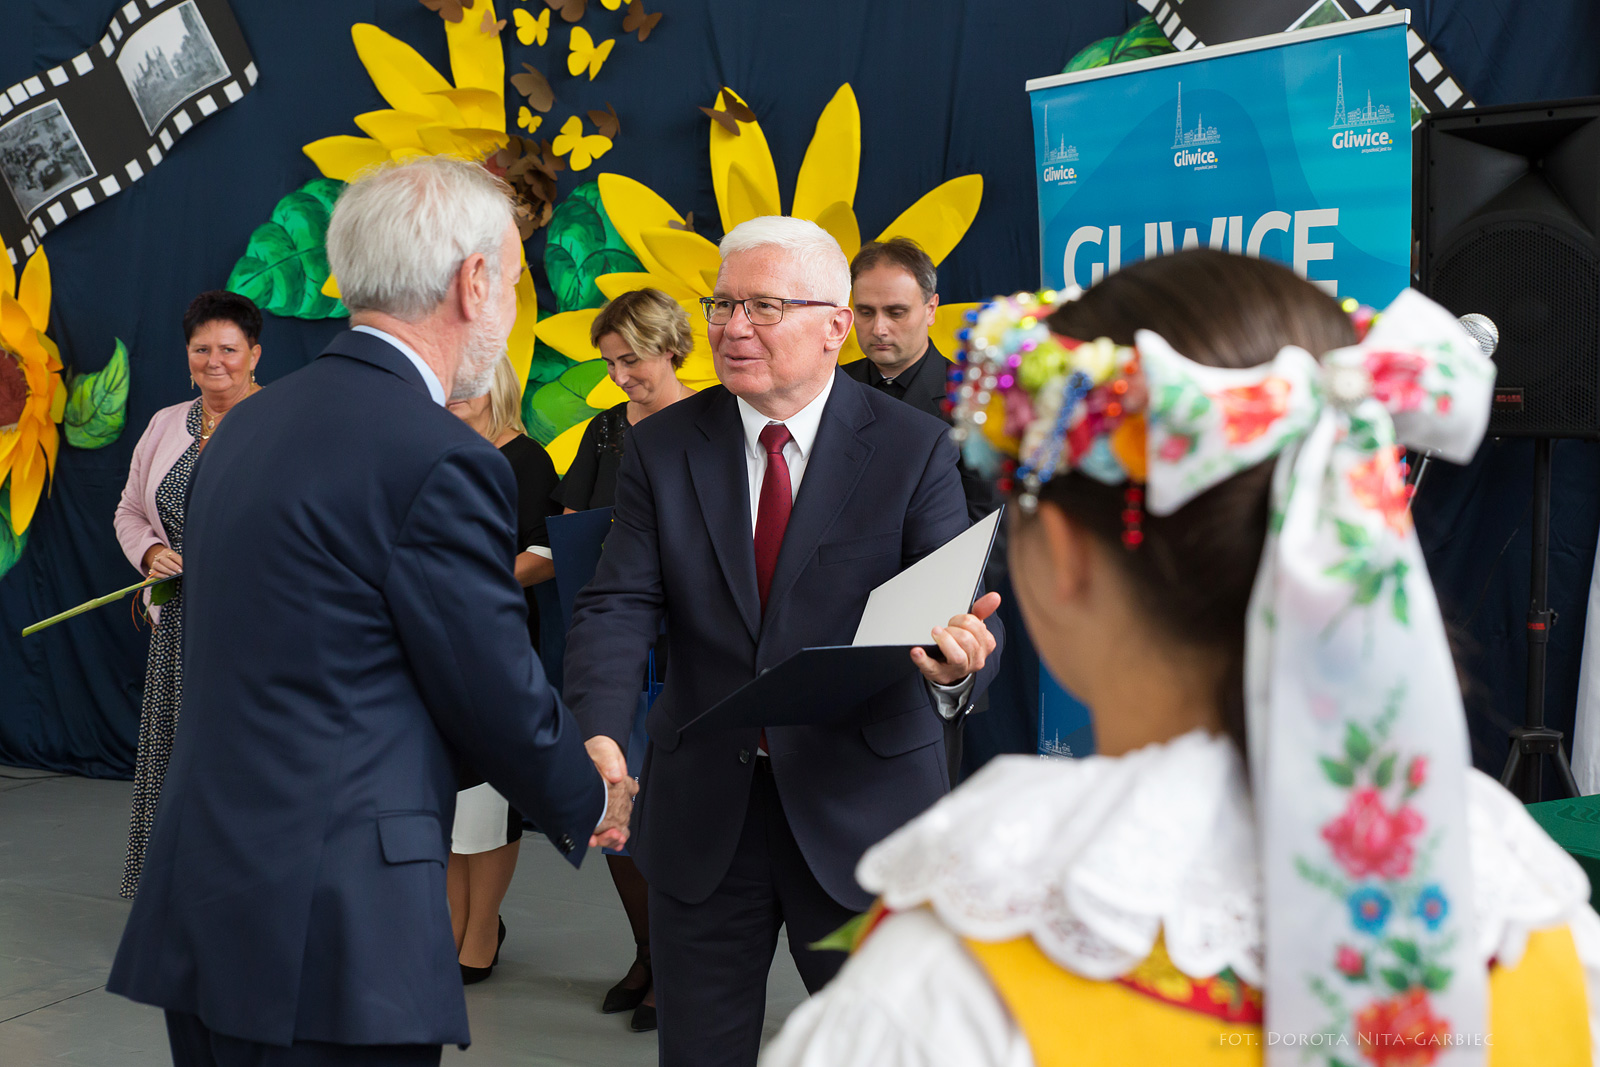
[679,508,1003,736]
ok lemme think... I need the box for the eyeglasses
[700,296,838,326]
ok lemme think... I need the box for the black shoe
[494,916,506,966]
[602,948,651,1014]
[629,1001,657,1033]
[461,962,493,985]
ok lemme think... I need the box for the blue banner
[1027,13,1413,306]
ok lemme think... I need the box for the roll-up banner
[1026,11,1413,307]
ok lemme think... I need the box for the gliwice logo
[1171,82,1220,169]
[1329,55,1396,152]
[1040,106,1079,184]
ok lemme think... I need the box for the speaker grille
[1431,222,1600,437]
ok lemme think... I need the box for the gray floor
[0,768,809,1066]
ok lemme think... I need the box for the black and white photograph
[116,1,228,135]
[0,100,96,217]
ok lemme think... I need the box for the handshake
[586,735,637,850]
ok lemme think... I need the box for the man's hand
[587,735,637,849]
[912,591,1002,687]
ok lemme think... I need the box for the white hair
[718,216,851,307]
[327,155,514,321]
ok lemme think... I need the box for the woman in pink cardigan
[113,291,263,899]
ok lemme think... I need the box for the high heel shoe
[461,916,508,985]
[629,997,657,1033]
[601,945,651,1014]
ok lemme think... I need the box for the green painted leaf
[525,359,609,446]
[1345,722,1374,767]
[1421,963,1452,991]
[1320,756,1355,787]
[1373,752,1397,788]
[1386,938,1422,966]
[0,491,27,582]
[64,338,130,449]
[1335,518,1372,550]
[227,178,347,320]
[545,181,644,313]
[1063,16,1175,74]
[1380,967,1411,993]
[1392,581,1409,626]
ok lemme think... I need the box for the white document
[852,509,1002,647]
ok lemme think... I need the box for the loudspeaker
[1419,99,1600,439]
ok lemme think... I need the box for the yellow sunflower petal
[303,135,394,181]
[17,248,50,333]
[507,268,538,398]
[533,308,604,362]
[676,326,719,393]
[709,88,780,233]
[418,125,508,159]
[723,161,778,231]
[322,274,342,299]
[791,85,860,222]
[586,373,628,409]
[39,418,58,481]
[350,24,455,120]
[0,429,18,475]
[931,302,980,363]
[0,291,32,352]
[445,0,506,100]
[48,376,65,423]
[639,228,722,298]
[0,245,14,300]
[595,272,701,306]
[37,332,62,374]
[813,201,861,262]
[545,417,591,476]
[429,88,504,132]
[874,174,984,265]
[351,110,434,152]
[597,174,687,279]
[9,438,46,533]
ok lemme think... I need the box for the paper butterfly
[568,27,615,81]
[544,0,586,24]
[600,0,624,9]
[552,114,613,169]
[479,9,506,35]
[623,0,662,41]
[517,106,543,133]
[419,0,475,23]
[514,7,549,46]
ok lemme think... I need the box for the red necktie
[753,423,793,613]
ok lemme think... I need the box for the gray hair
[327,156,514,321]
[718,216,851,307]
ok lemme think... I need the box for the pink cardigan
[114,401,195,619]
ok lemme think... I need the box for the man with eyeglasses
[564,216,1005,1067]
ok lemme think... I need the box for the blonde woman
[445,355,561,983]
[556,288,695,1032]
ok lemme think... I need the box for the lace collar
[857,729,1590,986]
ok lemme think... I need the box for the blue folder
[547,506,614,633]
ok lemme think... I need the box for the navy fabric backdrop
[0,0,1595,777]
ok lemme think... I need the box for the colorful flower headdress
[952,286,1499,1065]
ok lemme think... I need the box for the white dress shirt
[735,375,973,719]
[352,325,446,406]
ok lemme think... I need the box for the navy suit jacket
[108,331,603,1049]
[563,369,1002,912]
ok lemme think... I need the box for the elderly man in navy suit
[108,156,632,1066]
[564,216,1004,1067]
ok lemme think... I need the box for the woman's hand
[144,546,183,578]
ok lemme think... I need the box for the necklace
[199,405,221,440]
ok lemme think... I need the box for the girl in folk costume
[764,250,1600,1067]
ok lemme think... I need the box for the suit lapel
[901,343,950,420]
[687,391,761,641]
[763,371,875,622]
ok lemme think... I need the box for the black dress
[554,402,629,511]
[500,433,561,650]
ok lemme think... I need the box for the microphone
[1458,313,1499,358]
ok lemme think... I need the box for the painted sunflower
[533,85,985,464]
[0,247,64,535]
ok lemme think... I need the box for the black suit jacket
[563,370,1002,911]
[843,345,1003,531]
[108,331,603,1049]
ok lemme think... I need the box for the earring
[190,376,196,391]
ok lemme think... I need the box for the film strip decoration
[1133,0,1475,125]
[0,0,255,269]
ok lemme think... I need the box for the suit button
[557,834,575,854]
[738,749,751,764]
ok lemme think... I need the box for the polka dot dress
[120,399,202,899]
